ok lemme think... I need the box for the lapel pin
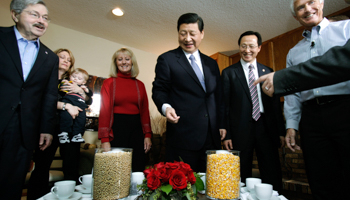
[45,51,48,54]
[262,69,265,72]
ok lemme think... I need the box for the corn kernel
[206,153,240,199]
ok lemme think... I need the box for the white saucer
[68,192,82,200]
[119,194,140,200]
[43,192,82,200]
[198,190,205,194]
[251,194,280,200]
[270,196,280,200]
[75,185,92,193]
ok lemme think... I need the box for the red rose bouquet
[138,161,204,200]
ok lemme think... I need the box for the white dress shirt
[240,58,264,113]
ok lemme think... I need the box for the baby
[58,68,89,143]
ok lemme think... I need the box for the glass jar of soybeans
[93,148,133,200]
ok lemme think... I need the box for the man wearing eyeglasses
[221,31,285,192]
[283,1,350,199]
[0,0,58,199]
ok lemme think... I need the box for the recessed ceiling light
[112,8,124,16]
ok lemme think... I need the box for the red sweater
[98,72,152,143]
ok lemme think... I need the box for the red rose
[143,167,154,178]
[166,162,180,170]
[154,162,165,170]
[155,167,170,183]
[186,170,196,185]
[147,171,161,190]
[179,161,192,174]
[166,162,180,175]
[169,169,188,190]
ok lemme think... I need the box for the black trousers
[27,135,59,200]
[60,142,81,181]
[60,95,87,136]
[27,128,81,200]
[240,114,282,192]
[165,128,215,173]
[110,114,146,172]
[299,97,350,200]
[0,109,33,200]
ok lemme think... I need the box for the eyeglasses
[240,45,258,50]
[23,10,50,23]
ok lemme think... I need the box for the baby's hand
[60,80,73,93]
[61,80,72,84]
[81,85,89,93]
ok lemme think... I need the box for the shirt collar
[302,17,329,39]
[183,49,200,62]
[14,26,40,47]
[240,58,257,71]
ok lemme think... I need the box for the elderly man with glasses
[0,0,58,199]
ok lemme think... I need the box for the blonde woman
[99,48,152,172]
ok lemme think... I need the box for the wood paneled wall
[210,52,231,73]
[211,6,350,73]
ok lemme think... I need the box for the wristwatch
[62,103,66,110]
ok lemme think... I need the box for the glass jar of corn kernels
[206,150,240,200]
[93,148,133,200]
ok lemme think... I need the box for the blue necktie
[189,55,206,91]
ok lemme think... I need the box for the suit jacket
[222,61,285,148]
[274,39,350,96]
[0,26,58,150]
[152,47,225,150]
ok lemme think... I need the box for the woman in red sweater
[98,47,152,172]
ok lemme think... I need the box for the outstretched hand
[254,72,275,97]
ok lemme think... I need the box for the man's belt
[302,95,350,106]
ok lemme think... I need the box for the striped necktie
[249,64,261,121]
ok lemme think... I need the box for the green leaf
[161,196,168,200]
[161,184,173,195]
[149,191,158,200]
[184,185,197,200]
[185,191,191,200]
[179,156,184,162]
[191,185,196,194]
[194,176,204,191]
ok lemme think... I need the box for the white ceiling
[2,0,349,56]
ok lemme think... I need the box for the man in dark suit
[152,13,226,172]
[256,39,350,97]
[222,31,285,192]
[0,0,58,199]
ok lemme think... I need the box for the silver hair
[10,0,46,14]
[290,0,324,16]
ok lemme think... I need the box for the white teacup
[51,180,76,199]
[255,183,273,200]
[79,174,93,189]
[246,177,262,192]
[130,172,145,195]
